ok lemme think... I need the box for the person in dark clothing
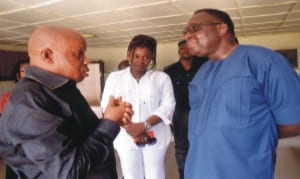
[0,59,29,179]
[118,59,130,70]
[163,39,207,179]
[0,26,133,179]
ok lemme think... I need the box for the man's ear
[40,48,54,64]
[217,23,228,36]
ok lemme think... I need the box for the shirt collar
[24,66,70,89]
[125,67,153,79]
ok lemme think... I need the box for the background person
[0,26,133,179]
[183,8,300,179]
[118,59,130,70]
[101,34,175,179]
[0,59,29,179]
[163,39,207,179]
[0,59,29,115]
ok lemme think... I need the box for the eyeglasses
[183,22,222,35]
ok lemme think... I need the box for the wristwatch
[144,121,152,130]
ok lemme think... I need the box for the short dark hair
[177,39,186,46]
[127,34,157,69]
[194,8,235,37]
[118,59,129,70]
[12,59,29,82]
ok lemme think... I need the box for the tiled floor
[0,136,299,179]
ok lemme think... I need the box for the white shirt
[101,67,175,150]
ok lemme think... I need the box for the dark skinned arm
[278,123,300,138]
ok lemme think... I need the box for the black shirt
[164,57,208,111]
[0,66,119,179]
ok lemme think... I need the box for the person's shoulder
[150,70,171,81]
[6,78,43,108]
[238,45,290,70]
[106,68,129,83]
[10,79,41,100]
[15,78,41,91]
[163,61,180,73]
[239,45,276,56]
[108,68,127,76]
[242,45,285,61]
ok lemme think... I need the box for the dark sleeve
[8,99,119,179]
[68,119,120,179]
[163,64,170,71]
[163,64,173,76]
[13,111,119,179]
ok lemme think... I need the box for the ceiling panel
[1,9,61,23]
[0,1,24,13]
[243,14,286,24]
[7,26,39,34]
[37,18,89,29]
[238,0,293,6]
[173,0,237,11]
[123,3,182,18]
[240,4,292,16]
[0,19,24,28]
[105,0,170,9]
[0,0,299,48]
[286,11,300,20]
[145,14,189,25]
[76,11,134,25]
[37,0,109,16]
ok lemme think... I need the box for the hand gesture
[103,96,133,125]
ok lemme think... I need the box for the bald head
[28,26,84,62]
[27,26,89,82]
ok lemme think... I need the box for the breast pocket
[209,77,256,127]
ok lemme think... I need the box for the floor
[0,136,300,179]
[275,135,300,179]
[116,136,300,179]
[114,142,179,179]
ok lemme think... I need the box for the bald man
[0,26,133,179]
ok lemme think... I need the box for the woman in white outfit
[101,34,175,179]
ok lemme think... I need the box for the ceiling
[0,0,300,48]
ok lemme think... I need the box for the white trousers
[116,145,169,179]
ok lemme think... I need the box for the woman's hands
[124,122,145,138]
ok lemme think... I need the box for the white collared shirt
[101,67,175,149]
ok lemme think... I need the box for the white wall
[1,32,300,81]
[86,42,179,80]
[86,32,300,77]
[1,32,299,73]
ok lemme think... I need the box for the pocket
[209,77,255,127]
